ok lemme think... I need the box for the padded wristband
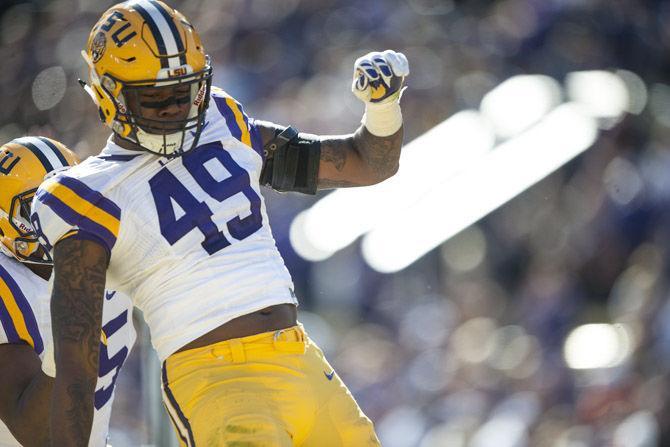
[260,127,320,195]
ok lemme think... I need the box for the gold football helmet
[81,0,212,156]
[0,137,79,264]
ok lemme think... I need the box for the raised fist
[352,50,409,104]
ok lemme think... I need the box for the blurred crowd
[2,0,670,445]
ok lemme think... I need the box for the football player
[31,1,408,445]
[0,137,136,446]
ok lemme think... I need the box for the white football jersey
[31,87,296,361]
[0,254,136,447]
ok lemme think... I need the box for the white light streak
[480,74,562,140]
[616,70,648,115]
[362,103,598,273]
[566,71,630,120]
[289,111,494,259]
[288,210,335,261]
[290,70,640,269]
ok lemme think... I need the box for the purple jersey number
[149,142,263,254]
[94,309,129,410]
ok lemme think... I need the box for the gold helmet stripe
[129,1,186,69]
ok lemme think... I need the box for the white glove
[352,50,409,104]
[351,50,408,136]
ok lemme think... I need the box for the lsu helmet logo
[0,150,19,175]
[91,31,107,63]
[169,67,188,77]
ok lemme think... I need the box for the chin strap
[134,127,185,156]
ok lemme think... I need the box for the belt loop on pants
[229,339,246,363]
[273,327,306,354]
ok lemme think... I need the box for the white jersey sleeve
[31,171,121,258]
[0,259,45,354]
[0,256,48,447]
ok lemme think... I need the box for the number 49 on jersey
[149,142,263,255]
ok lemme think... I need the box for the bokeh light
[563,323,633,370]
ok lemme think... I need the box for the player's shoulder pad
[210,86,235,100]
[35,160,118,213]
[208,86,264,156]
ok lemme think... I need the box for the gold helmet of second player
[0,137,79,264]
[81,0,212,157]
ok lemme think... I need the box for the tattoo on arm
[318,125,403,189]
[355,125,403,180]
[52,239,106,369]
[50,238,108,445]
[254,119,403,189]
[64,378,98,442]
[320,142,347,172]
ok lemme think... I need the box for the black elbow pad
[260,126,320,195]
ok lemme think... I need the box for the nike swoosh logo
[324,370,335,381]
[190,120,210,136]
[105,291,116,301]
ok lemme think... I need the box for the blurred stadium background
[1,0,669,445]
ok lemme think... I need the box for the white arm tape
[362,100,403,137]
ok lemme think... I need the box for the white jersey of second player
[31,87,296,361]
[0,255,136,447]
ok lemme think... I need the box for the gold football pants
[161,325,381,446]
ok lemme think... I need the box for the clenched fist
[352,50,409,104]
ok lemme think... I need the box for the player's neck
[112,133,144,152]
[26,263,52,281]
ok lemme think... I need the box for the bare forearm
[50,239,106,446]
[352,124,403,181]
[12,372,53,446]
[0,344,54,447]
[51,370,97,446]
[318,124,403,189]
